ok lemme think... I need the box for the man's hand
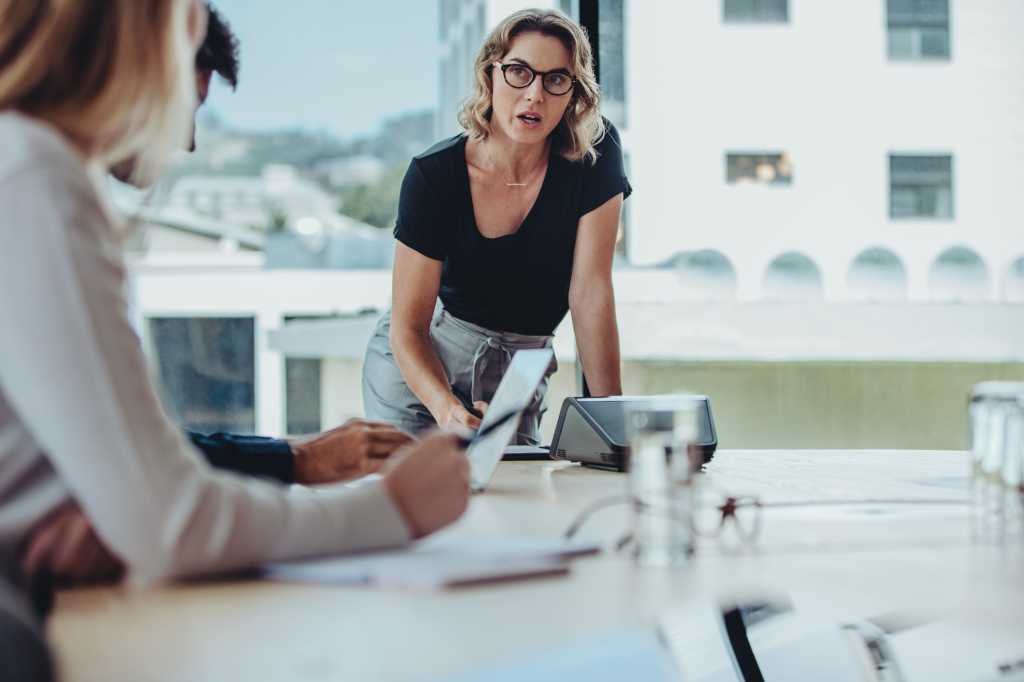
[290,419,415,485]
[382,432,470,539]
[21,502,124,586]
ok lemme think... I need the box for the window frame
[888,153,955,221]
[725,151,794,186]
[886,0,951,61]
[722,0,790,25]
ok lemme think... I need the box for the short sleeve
[578,121,633,218]
[393,159,448,261]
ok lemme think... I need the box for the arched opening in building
[670,249,738,300]
[1002,256,1024,302]
[928,246,989,302]
[847,247,908,301]
[762,251,824,301]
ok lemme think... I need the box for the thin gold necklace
[503,160,545,187]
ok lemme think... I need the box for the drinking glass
[969,381,1024,539]
[625,398,700,567]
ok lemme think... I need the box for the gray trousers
[362,307,557,445]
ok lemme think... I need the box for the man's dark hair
[195,4,240,89]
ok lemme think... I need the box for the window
[889,154,953,219]
[598,0,627,128]
[124,2,1020,455]
[148,317,255,434]
[283,315,324,436]
[726,152,793,185]
[887,0,950,60]
[285,358,321,435]
[439,0,457,41]
[723,0,788,24]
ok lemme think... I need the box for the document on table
[442,628,681,682]
[263,534,600,590]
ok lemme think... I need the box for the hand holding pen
[438,394,489,431]
[456,409,521,449]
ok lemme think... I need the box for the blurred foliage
[337,162,407,229]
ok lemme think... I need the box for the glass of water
[625,397,700,567]
[969,381,1024,539]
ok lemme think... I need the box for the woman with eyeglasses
[363,9,631,445]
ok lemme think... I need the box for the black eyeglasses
[493,61,576,96]
[564,486,970,552]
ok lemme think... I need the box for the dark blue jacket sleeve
[186,431,295,484]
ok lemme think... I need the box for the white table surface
[49,450,1024,682]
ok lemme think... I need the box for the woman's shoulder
[0,113,113,243]
[412,133,467,166]
[560,118,623,173]
[0,112,86,184]
[403,133,468,196]
[592,118,623,158]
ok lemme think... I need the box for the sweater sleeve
[0,162,410,585]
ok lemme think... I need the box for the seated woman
[0,0,470,594]
[363,8,631,445]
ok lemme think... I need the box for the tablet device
[466,348,554,492]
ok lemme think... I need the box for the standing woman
[363,8,631,444]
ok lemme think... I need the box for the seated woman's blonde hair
[458,8,605,165]
[0,0,201,182]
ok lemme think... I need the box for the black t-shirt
[393,121,632,336]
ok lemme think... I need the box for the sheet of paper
[341,473,382,489]
[442,628,680,682]
[890,618,1024,682]
[263,535,599,590]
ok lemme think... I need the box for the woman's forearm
[571,285,623,396]
[389,325,459,420]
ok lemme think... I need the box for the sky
[204,0,439,139]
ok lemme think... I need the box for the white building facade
[623,0,1024,302]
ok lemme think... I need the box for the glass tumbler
[626,397,700,567]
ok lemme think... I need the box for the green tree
[267,205,289,233]
[337,162,406,229]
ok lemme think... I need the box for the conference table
[49,450,1024,681]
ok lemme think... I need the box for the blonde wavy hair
[0,0,201,183]
[458,8,605,164]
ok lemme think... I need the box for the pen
[455,392,484,419]
[457,409,520,448]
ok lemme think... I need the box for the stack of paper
[263,534,600,590]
